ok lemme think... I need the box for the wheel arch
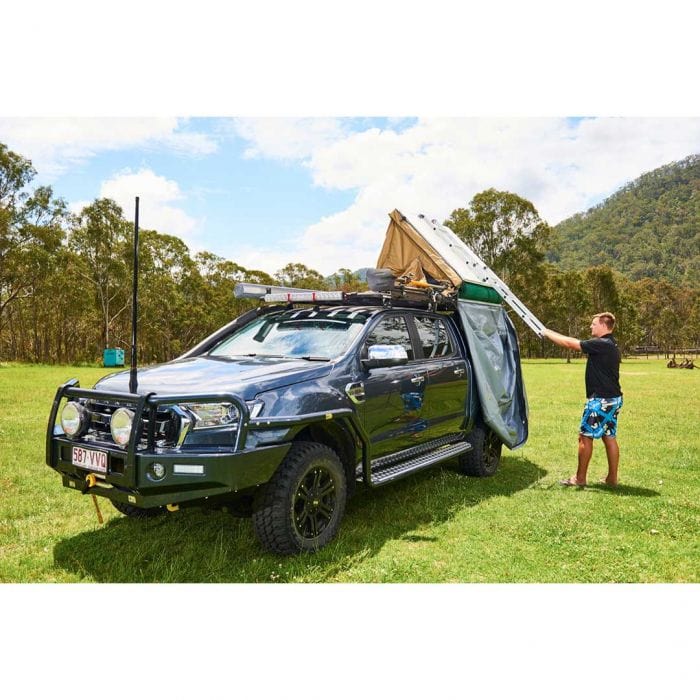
[292,420,359,496]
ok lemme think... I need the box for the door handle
[453,368,466,376]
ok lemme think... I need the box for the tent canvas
[376,209,481,287]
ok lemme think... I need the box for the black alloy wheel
[252,442,347,555]
[458,424,502,477]
[293,465,337,540]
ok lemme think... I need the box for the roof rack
[234,282,457,312]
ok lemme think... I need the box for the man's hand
[543,328,582,351]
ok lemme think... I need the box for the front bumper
[46,380,290,509]
[52,437,291,508]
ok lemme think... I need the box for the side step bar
[358,440,472,486]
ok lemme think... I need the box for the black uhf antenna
[129,196,140,394]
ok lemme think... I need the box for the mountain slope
[549,154,700,287]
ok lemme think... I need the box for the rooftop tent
[377,209,545,336]
[376,209,473,288]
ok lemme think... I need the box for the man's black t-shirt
[579,334,622,398]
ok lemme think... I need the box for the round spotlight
[61,401,89,437]
[148,462,166,481]
[111,407,135,446]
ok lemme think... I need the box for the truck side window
[414,316,453,358]
[365,316,414,360]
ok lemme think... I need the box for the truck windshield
[209,311,367,361]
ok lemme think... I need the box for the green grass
[0,359,698,582]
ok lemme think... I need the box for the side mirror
[361,344,409,370]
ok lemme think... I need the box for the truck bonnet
[92,355,333,400]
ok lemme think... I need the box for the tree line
[1,143,697,364]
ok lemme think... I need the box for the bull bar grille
[85,400,179,448]
[46,381,250,466]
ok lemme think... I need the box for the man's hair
[593,312,616,330]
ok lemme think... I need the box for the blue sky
[1,116,699,276]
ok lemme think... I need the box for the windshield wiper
[229,353,289,358]
[224,353,329,361]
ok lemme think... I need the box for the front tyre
[459,425,502,477]
[252,442,347,555]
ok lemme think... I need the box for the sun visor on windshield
[456,300,528,449]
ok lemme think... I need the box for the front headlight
[61,401,90,437]
[180,402,239,430]
[111,407,134,446]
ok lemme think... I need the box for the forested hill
[548,154,700,287]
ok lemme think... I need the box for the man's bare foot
[598,478,618,487]
[559,477,586,487]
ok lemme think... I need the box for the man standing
[542,312,623,487]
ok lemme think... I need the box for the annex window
[414,316,453,359]
[365,315,414,360]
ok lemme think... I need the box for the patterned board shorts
[579,396,623,438]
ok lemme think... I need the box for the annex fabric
[456,300,528,449]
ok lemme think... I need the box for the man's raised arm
[542,328,582,351]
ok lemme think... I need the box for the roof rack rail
[234,282,457,312]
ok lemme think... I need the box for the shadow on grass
[53,454,544,583]
[586,484,660,497]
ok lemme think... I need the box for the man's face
[590,317,608,337]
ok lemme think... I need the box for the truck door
[409,314,468,439]
[359,313,431,458]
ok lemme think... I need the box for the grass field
[0,359,698,583]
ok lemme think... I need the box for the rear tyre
[252,442,347,555]
[459,425,502,477]
[112,500,164,519]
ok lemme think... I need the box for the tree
[68,198,131,349]
[0,144,36,337]
[274,262,328,289]
[584,266,619,314]
[542,268,588,362]
[444,188,550,286]
[328,268,365,292]
[0,145,70,357]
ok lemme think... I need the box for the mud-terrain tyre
[459,425,502,477]
[252,442,347,555]
[112,500,164,519]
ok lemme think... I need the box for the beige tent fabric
[376,210,462,288]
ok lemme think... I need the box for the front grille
[84,399,179,448]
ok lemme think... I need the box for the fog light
[61,401,90,437]
[148,462,166,481]
[110,407,134,446]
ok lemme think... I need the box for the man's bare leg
[601,436,619,485]
[573,435,593,485]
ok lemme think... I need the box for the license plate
[72,446,108,473]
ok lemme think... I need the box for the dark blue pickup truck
[47,292,527,554]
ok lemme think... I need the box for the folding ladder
[404,212,546,337]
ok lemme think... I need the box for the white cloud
[73,168,202,249]
[233,118,346,161]
[231,117,700,275]
[0,118,217,178]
